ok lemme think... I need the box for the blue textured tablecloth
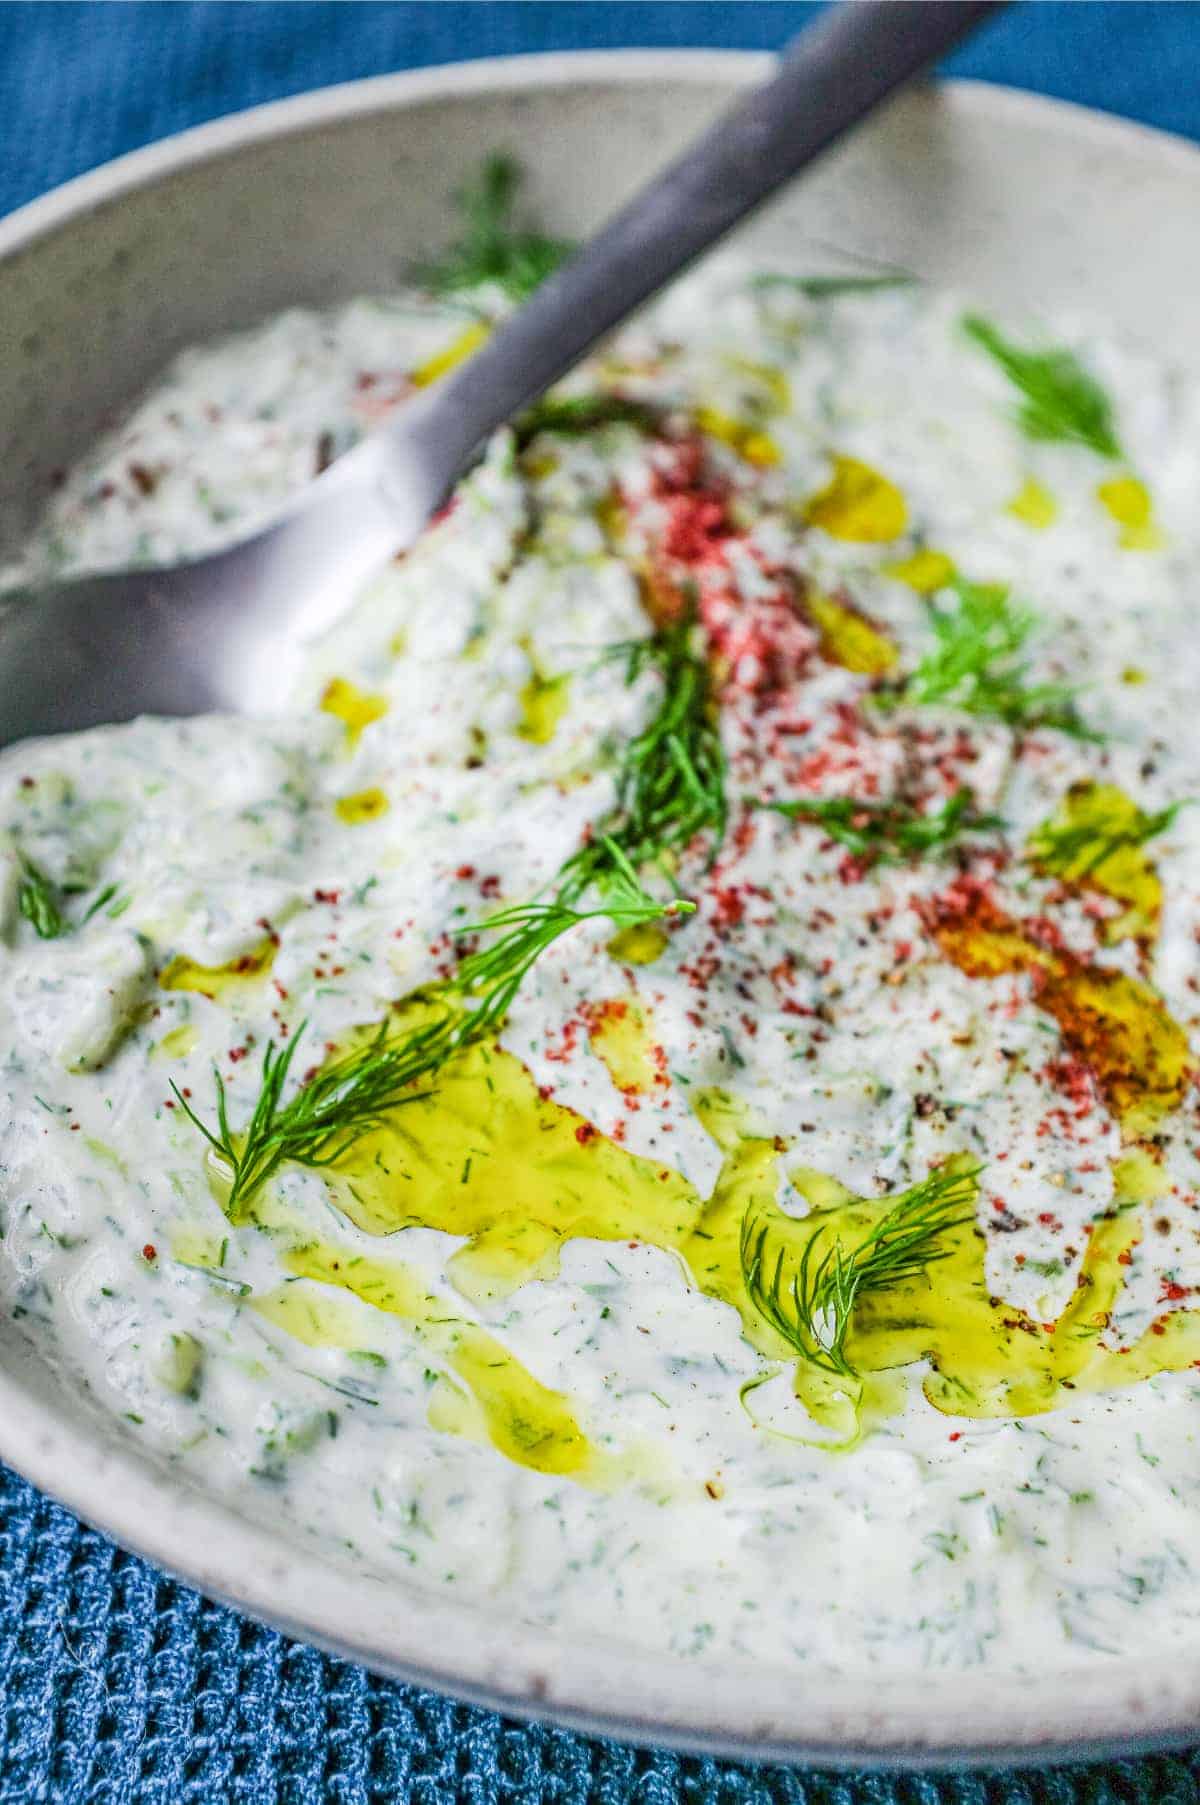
[3,5,1200,1799]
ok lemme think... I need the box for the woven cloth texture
[2,4,1200,1800]
[8,1444,1200,1805]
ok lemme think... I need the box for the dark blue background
[3,5,1200,1801]
[2,1,1199,226]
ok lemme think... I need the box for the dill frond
[419,154,573,302]
[515,393,660,446]
[16,855,68,939]
[455,841,693,1037]
[576,610,727,887]
[171,1019,437,1221]
[1028,795,1186,881]
[740,1161,980,1378]
[752,272,915,299]
[758,787,1002,866]
[179,611,724,1216]
[887,578,1096,740]
[177,873,686,1221]
[963,314,1121,459]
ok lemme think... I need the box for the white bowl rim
[7,48,1200,260]
[3,50,1200,1769]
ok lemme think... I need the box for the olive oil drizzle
[179,610,724,1217]
[268,1249,616,1484]
[294,1038,1200,1453]
[159,937,277,1000]
[157,288,1200,1467]
[1027,781,1185,946]
[926,884,1191,1139]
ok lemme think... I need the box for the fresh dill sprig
[171,1019,439,1221]
[885,578,1095,740]
[757,788,1002,866]
[12,847,127,940]
[568,609,727,891]
[515,393,660,446]
[419,154,573,302]
[752,271,915,299]
[454,840,693,1037]
[962,314,1121,459]
[175,865,684,1220]
[740,1161,980,1378]
[16,855,68,939]
[178,614,724,1215]
[1028,794,1187,880]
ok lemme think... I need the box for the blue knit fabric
[2,4,1200,1798]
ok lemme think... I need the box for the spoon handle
[408,0,1002,481]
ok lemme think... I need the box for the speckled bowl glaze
[1,55,1200,1767]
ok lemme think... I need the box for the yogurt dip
[4,198,1200,1676]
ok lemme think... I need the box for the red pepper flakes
[679,950,722,991]
[647,434,706,496]
[709,886,746,929]
[1025,914,1068,955]
[574,1123,598,1146]
[142,1244,157,1262]
[732,813,758,855]
[545,1017,583,1064]
[1040,1056,1096,1120]
[660,493,731,566]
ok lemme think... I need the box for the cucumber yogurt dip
[4,162,1200,1675]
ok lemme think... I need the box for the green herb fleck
[753,272,915,299]
[884,578,1095,739]
[963,314,1121,458]
[757,787,1001,867]
[740,1160,980,1379]
[420,154,573,302]
[17,856,68,939]
[1028,793,1185,882]
[180,610,724,1215]
[516,393,659,445]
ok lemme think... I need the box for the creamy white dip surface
[5,253,1200,1678]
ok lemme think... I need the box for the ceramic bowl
[2,53,1199,1765]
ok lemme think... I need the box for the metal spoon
[0,0,999,747]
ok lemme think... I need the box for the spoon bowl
[0,0,997,747]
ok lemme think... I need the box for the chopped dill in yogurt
[4,167,1200,1677]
